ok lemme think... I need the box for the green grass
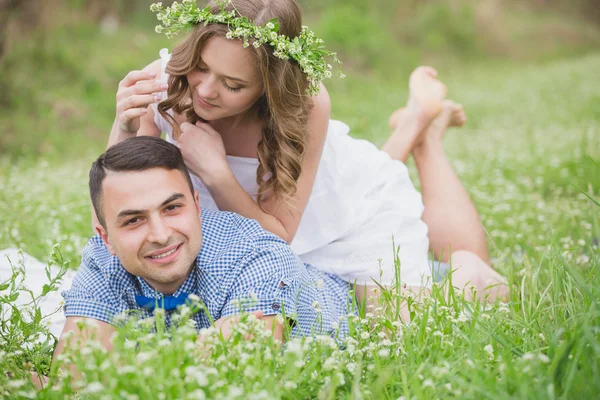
[1,4,600,399]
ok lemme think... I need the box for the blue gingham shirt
[62,209,352,338]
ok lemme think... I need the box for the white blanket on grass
[0,248,74,338]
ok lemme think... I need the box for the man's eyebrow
[117,208,145,219]
[160,193,185,207]
[116,193,185,219]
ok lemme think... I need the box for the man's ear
[95,224,116,256]
[194,190,201,215]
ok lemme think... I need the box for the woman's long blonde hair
[157,0,312,207]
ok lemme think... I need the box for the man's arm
[53,317,116,359]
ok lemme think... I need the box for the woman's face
[186,36,264,121]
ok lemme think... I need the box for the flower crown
[150,0,343,95]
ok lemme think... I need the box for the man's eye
[125,218,140,226]
[166,204,180,212]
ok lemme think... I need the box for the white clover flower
[377,348,390,358]
[360,331,370,340]
[83,382,104,394]
[137,351,154,363]
[284,381,297,390]
[228,386,244,397]
[484,344,494,358]
[266,22,275,29]
[423,379,434,388]
[118,365,136,375]
[8,380,27,389]
[188,389,206,400]
[538,353,550,363]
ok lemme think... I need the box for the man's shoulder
[200,209,287,250]
[81,236,120,272]
[198,210,297,281]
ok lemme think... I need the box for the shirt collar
[135,259,202,299]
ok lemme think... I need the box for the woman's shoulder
[306,83,331,143]
[311,83,331,115]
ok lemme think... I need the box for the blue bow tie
[135,293,190,311]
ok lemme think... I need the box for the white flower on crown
[150,0,343,95]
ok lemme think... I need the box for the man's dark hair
[89,136,195,228]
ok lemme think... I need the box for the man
[54,136,352,359]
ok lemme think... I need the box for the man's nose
[147,217,172,245]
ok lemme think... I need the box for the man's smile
[144,243,183,264]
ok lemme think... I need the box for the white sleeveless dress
[153,49,431,287]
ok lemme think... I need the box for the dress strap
[152,48,174,135]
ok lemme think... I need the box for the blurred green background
[1,0,599,162]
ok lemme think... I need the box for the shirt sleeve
[220,243,301,319]
[61,245,119,325]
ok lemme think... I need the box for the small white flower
[8,380,26,389]
[83,382,104,394]
[360,331,370,340]
[522,353,536,361]
[188,294,200,302]
[484,344,494,358]
[188,389,206,400]
[284,381,297,390]
[423,379,434,387]
[377,348,390,358]
[538,354,550,363]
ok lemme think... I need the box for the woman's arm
[200,85,331,243]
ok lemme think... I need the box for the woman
[110,0,507,306]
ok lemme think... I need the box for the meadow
[1,1,600,398]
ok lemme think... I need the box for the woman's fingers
[117,94,160,113]
[117,81,167,101]
[119,107,149,122]
[119,70,157,88]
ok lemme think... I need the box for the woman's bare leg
[411,102,489,263]
[355,250,509,322]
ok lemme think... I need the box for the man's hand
[212,310,284,342]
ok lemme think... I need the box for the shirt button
[271,303,280,311]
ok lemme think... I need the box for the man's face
[96,168,203,294]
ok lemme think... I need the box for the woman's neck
[207,104,261,136]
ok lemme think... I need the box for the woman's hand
[115,70,168,135]
[179,121,229,182]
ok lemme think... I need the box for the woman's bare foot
[390,100,466,132]
[381,67,448,162]
[416,100,466,147]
